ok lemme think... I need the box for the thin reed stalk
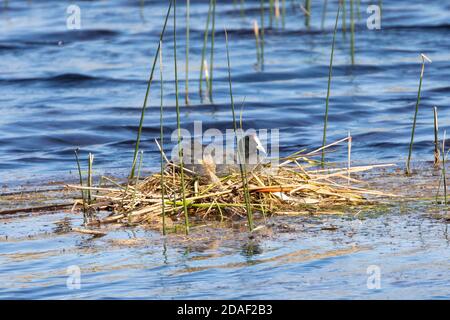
[185,0,190,105]
[341,0,346,35]
[159,41,167,235]
[406,54,432,175]
[378,0,382,18]
[443,130,447,204]
[133,151,144,203]
[225,29,254,231]
[275,0,280,25]
[356,0,361,21]
[253,20,261,64]
[269,0,274,28]
[305,0,311,28]
[348,131,352,184]
[131,0,172,179]
[260,0,265,68]
[74,148,87,218]
[321,0,328,30]
[240,0,245,18]
[209,0,216,100]
[199,0,212,97]
[87,153,94,205]
[434,106,440,168]
[350,0,355,65]
[174,0,189,235]
[282,0,286,28]
[321,5,340,167]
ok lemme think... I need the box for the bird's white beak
[252,134,266,155]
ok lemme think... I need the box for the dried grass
[67,141,395,230]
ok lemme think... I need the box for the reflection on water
[0,198,449,299]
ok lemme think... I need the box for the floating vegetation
[67,139,394,232]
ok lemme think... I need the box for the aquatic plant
[348,131,352,184]
[74,148,87,218]
[260,0,265,68]
[199,0,212,98]
[173,0,189,234]
[433,107,440,167]
[225,29,254,231]
[406,53,432,175]
[321,5,340,166]
[68,138,393,229]
[253,20,261,65]
[350,0,355,65]
[305,0,311,28]
[240,0,246,18]
[185,0,190,105]
[159,41,167,235]
[443,130,447,204]
[269,0,274,28]
[209,0,217,100]
[87,153,94,205]
[131,0,173,179]
[321,0,328,30]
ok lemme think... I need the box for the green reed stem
[282,0,286,28]
[269,0,274,28]
[225,29,254,231]
[199,0,213,98]
[341,0,346,35]
[305,0,311,28]
[434,106,440,168]
[185,0,190,105]
[74,148,87,218]
[356,0,361,21]
[260,0,265,68]
[350,0,355,65]
[133,151,144,202]
[321,0,328,30]
[321,5,340,167]
[406,57,428,175]
[209,0,216,101]
[131,0,173,179]
[443,130,447,204]
[159,41,167,235]
[174,0,189,235]
[87,153,94,205]
[240,0,245,18]
[378,0,382,18]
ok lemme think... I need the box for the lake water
[0,0,449,299]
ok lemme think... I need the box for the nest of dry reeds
[68,143,394,230]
